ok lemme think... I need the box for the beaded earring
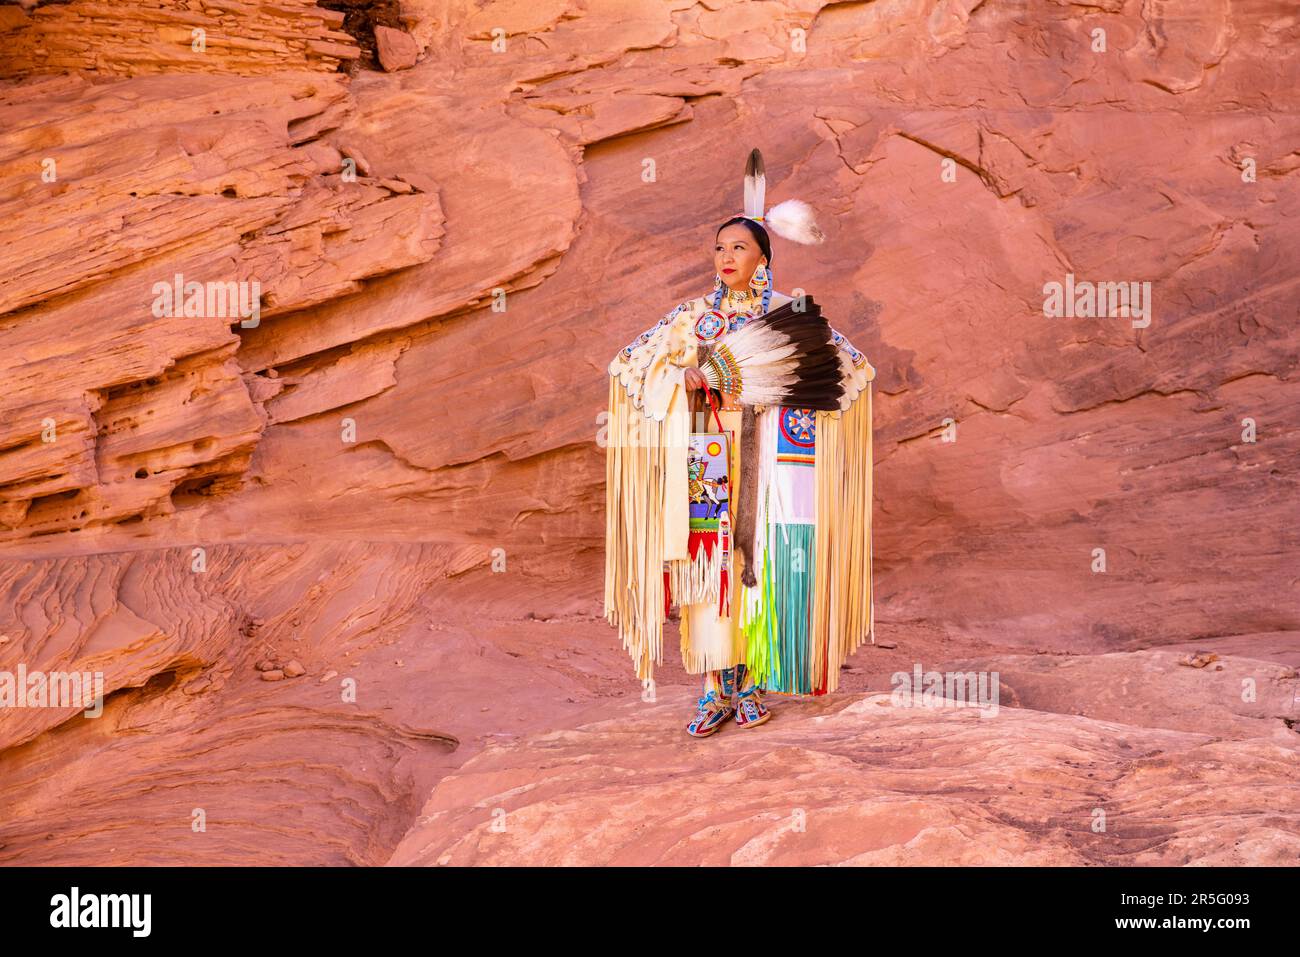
[748,262,773,315]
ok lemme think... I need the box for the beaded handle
[701,380,724,433]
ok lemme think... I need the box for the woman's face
[714,224,766,292]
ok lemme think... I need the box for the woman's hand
[683,367,707,391]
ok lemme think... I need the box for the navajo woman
[604,149,876,737]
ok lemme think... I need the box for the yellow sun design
[706,441,722,457]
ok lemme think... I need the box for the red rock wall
[1,0,1297,652]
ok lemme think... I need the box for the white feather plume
[765,198,825,245]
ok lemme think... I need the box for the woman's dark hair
[716,216,772,266]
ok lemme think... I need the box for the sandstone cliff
[0,0,1296,865]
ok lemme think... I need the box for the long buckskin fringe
[667,531,725,608]
[678,610,747,673]
[604,376,669,684]
[810,386,874,694]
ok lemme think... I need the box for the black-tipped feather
[698,297,844,411]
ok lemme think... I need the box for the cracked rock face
[0,0,1297,866]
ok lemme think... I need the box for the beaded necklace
[710,282,772,322]
[695,284,771,344]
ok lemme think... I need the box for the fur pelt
[735,403,760,588]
